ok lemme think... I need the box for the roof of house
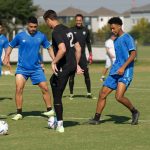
[89,7,120,17]
[131,4,150,13]
[58,6,88,16]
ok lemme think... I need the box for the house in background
[57,7,90,27]
[89,7,120,32]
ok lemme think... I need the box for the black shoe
[88,118,100,125]
[131,111,140,125]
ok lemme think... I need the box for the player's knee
[99,91,107,99]
[16,87,23,94]
[41,86,49,94]
[115,94,123,102]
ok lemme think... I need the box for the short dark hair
[108,17,123,25]
[75,14,83,20]
[43,10,58,20]
[27,16,38,24]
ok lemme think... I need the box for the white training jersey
[105,39,115,57]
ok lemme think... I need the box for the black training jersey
[71,26,91,54]
[52,24,77,69]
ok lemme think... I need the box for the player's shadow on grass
[0,97,13,101]
[8,111,48,118]
[64,121,80,128]
[101,114,130,124]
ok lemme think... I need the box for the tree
[38,23,52,41]
[130,18,150,45]
[0,0,38,25]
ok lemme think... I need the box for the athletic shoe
[42,109,55,117]
[12,114,23,120]
[69,94,74,100]
[56,126,64,133]
[100,77,105,82]
[88,118,100,125]
[86,93,96,99]
[131,111,140,125]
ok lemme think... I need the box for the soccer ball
[48,116,57,129]
[0,120,8,135]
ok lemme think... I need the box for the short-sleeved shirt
[52,24,77,70]
[0,34,9,64]
[105,39,116,57]
[109,33,136,78]
[9,31,51,70]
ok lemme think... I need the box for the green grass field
[0,46,150,150]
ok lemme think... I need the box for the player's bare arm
[3,46,13,66]
[47,46,55,60]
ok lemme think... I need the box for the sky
[33,0,150,13]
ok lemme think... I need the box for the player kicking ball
[88,17,140,125]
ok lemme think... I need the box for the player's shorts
[16,67,46,85]
[103,74,132,90]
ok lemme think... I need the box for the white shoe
[69,94,74,100]
[42,109,55,117]
[56,126,64,133]
[12,114,23,120]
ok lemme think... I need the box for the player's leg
[38,81,54,116]
[100,55,111,81]
[31,69,54,117]
[115,81,139,125]
[68,72,75,99]
[50,72,69,133]
[12,74,26,120]
[89,86,113,124]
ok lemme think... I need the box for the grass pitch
[0,46,150,150]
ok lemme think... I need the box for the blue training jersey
[109,33,136,78]
[9,31,51,70]
[0,34,9,64]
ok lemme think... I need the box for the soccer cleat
[131,111,140,125]
[69,94,74,100]
[88,118,100,125]
[56,126,64,133]
[86,93,96,99]
[42,109,55,117]
[12,114,23,121]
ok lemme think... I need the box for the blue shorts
[103,74,132,90]
[16,67,46,85]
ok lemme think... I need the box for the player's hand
[88,52,93,64]
[51,61,58,76]
[117,66,125,75]
[76,65,84,74]
[3,56,10,66]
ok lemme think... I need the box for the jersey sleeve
[125,34,136,52]
[52,31,64,46]
[9,34,19,48]
[41,34,51,49]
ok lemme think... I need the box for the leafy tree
[0,0,38,25]
[130,18,150,45]
[38,23,52,41]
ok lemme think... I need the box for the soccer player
[43,10,82,132]
[0,21,11,76]
[100,33,116,81]
[69,14,93,100]
[3,17,55,120]
[88,17,140,125]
